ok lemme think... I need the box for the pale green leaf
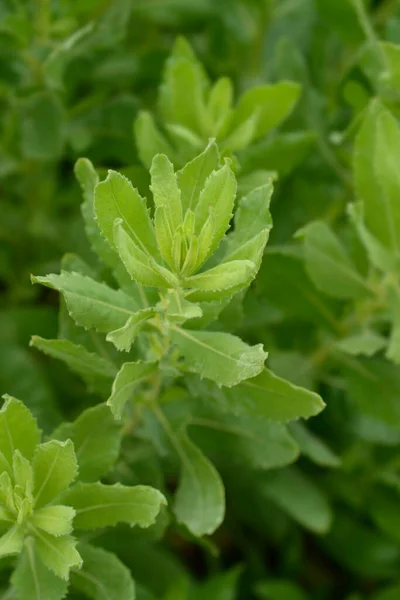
[260,467,332,533]
[171,328,266,387]
[158,290,202,323]
[94,170,157,255]
[194,162,236,255]
[0,526,24,557]
[32,272,137,333]
[207,77,233,133]
[12,538,68,600]
[31,506,75,537]
[71,543,135,600]
[174,430,225,537]
[106,307,155,352]
[228,182,273,248]
[63,481,166,530]
[221,111,259,153]
[33,440,78,509]
[107,361,157,419]
[299,221,371,299]
[184,260,255,296]
[223,368,325,422]
[0,396,41,466]
[13,450,33,498]
[33,531,82,580]
[177,140,220,213]
[230,82,301,141]
[30,337,117,382]
[114,220,172,287]
[52,403,123,482]
[135,110,176,169]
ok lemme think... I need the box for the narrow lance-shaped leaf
[135,110,176,169]
[174,430,225,537]
[171,327,267,387]
[106,307,155,352]
[177,140,220,213]
[70,543,135,600]
[63,481,166,530]
[94,170,157,255]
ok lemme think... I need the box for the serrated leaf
[185,260,255,296]
[30,337,117,383]
[70,543,135,600]
[32,272,137,333]
[33,440,78,509]
[52,404,122,482]
[230,82,301,141]
[300,221,371,299]
[228,182,273,248]
[0,396,41,467]
[171,327,266,387]
[31,506,75,537]
[12,538,68,600]
[94,170,157,256]
[194,163,236,255]
[135,110,176,169]
[177,140,220,213]
[260,467,332,533]
[174,430,225,537]
[63,482,166,530]
[107,361,157,419]
[158,290,203,323]
[106,307,155,352]
[223,368,325,422]
[33,531,82,580]
[114,220,172,287]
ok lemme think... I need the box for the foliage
[1,0,400,599]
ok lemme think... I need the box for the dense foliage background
[1,0,400,599]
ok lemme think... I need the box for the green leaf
[354,101,400,256]
[51,404,123,482]
[33,531,82,580]
[177,140,220,213]
[12,538,68,600]
[260,467,332,533]
[107,361,157,419]
[150,154,183,267]
[255,580,309,600]
[207,77,233,133]
[299,221,371,299]
[114,220,173,287]
[159,37,208,135]
[135,110,176,169]
[171,328,267,387]
[223,368,325,422]
[174,430,225,537]
[94,170,157,255]
[31,506,75,537]
[0,396,41,466]
[230,82,301,141]
[63,482,166,530]
[70,543,135,600]
[106,307,155,352]
[158,290,203,323]
[184,260,256,297]
[32,272,137,333]
[228,182,273,249]
[33,440,78,508]
[194,162,236,255]
[289,422,340,468]
[335,331,387,357]
[0,526,24,557]
[194,566,240,600]
[30,337,117,384]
